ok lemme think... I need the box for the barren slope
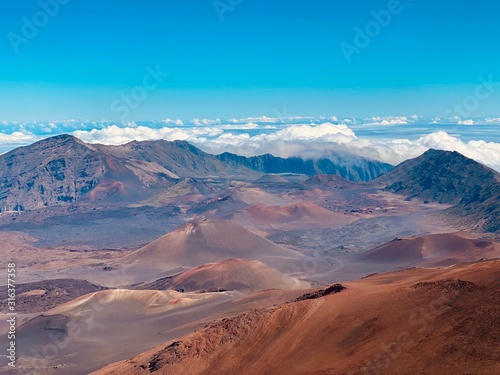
[93,260,500,375]
[227,201,355,231]
[115,221,306,284]
[3,289,239,375]
[2,286,311,375]
[304,173,357,188]
[359,231,500,267]
[140,259,310,293]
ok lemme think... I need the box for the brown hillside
[140,259,310,293]
[93,260,500,375]
[115,221,305,283]
[360,231,500,267]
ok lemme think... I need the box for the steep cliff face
[0,135,105,211]
[216,152,393,181]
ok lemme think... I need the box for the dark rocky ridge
[292,283,346,302]
[375,149,500,233]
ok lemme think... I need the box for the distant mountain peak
[375,148,500,233]
[422,148,453,155]
[421,148,481,164]
[40,133,87,145]
[47,133,77,141]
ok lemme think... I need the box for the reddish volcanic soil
[114,220,307,284]
[140,258,310,293]
[93,260,500,375]
[227,201,355,231]
[359,231,500,267]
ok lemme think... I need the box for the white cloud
[72,125,223,145]
[0,131,38,144]
[66,122,500,172]
[458,119,475,125]
[189,124,500,172]
[191,118,221,126]
[161,118,184,126]
[192,123,359,159]
[415,131,500,170]
[227,116,279,124]
[273,123,356,140]
[364,116,409,126]
[485,118,500,124]
[218,122,260,130]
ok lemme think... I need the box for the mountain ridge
[375,149,500,232]
[0,135,392,212]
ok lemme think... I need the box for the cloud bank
[1,117,499,172]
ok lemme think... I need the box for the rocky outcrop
[292,283,346,302]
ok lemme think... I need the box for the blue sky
[1,0,500,121]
